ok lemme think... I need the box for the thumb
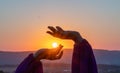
[55,50,64,59]
[55,44,63,55]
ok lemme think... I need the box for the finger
[46,31,54,35]
[55,44,63,55]
[47,31,59,37]
[55,51,63,59]
[56,26,64,32]
[47,50,63,60]
[48,26,57,33]
[55,26,64,37]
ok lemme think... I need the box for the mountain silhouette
[0,49,120,66]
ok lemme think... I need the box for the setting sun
[52,42,58,48]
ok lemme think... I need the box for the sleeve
[15,53,43,73]
[72,39,98,73]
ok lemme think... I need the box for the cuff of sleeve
[74,39,88,47]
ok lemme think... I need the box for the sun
[52,42,58,48]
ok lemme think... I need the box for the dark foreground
[0,63,120,73]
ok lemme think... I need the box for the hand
[47,26,83,43]
[34,45,63,61]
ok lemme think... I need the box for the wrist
[73,36,84,43]
[33,53,42,61]
[33,53,37,58]
[71,32,83,43]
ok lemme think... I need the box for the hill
[0,49,120,65]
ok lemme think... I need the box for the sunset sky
[0,0,120,51]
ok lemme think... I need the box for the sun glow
[52,42,58,48]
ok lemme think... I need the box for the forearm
[15,53,43,73]
[72,39,98,73]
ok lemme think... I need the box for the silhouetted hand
[34,45,63,61]
[47,26,83,43]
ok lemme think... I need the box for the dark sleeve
[15,53,43,73]
[72,39,98,73]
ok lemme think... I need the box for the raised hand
[47,26,83,43]
[34,45,63,61]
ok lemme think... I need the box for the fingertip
[56,26,60,28]
[46,31,53,35]
[46,31,50,33]
[59,44,63,48]
[48,26,52,30]
[48,26,52,28]
[56,26,59,28]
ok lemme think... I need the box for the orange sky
[0,1,120,51]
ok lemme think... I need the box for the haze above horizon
[0,0,120,51]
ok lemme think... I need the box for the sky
[0,0,120,51]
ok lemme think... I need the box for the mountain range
[0,49,120,66]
